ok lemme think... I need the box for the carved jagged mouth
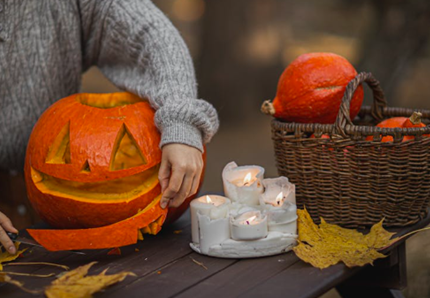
[30,165,159,202]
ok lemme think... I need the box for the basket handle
[333,72,387,137]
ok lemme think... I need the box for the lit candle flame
[205,195,213,204]
[245,215,257,225]
[243,173,252,186]
[276,192,284,206]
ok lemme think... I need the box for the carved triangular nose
[81,160,91,173]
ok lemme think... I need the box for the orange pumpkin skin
[28,195,168,251]
[25,93,203,229]
[269,53,363,124]
[25,174,162,228]
[366,113,428,142]
[26,93,161,183]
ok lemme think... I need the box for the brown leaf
[45,262,135,298]
[4,262,69,271]
[0,272,40,294]
[293,208,396,269]
[190,257,208,270]
[2,271,55,278]
[0,243,28,271]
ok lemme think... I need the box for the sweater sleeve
[78,0,219,151]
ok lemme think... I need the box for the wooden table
[1,209,429,298]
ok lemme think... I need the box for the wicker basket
[270,72,430,227]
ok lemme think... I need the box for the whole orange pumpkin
[262,52,363,124]
[366,112,429,142]
[25,92,203,230]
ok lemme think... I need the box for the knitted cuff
[160,122,204,152]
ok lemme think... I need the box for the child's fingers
[0,212,18,233]
[161,167,185,209]
[170,173,194,208]
[0,212,18,254]
[158,158,171,193]
[189,169,202,197]
[0,226,16,254]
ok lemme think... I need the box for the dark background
[5,0,430,297]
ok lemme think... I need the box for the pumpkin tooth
[156,216,164,225]
[149,222,159,234]
[137,230,144,241]
[141,226,151,234]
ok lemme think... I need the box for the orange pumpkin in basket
[24,92,203,250]
[262,52,363,124]
[366,112,429,142]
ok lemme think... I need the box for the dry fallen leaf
[190,257,208,270]
[45,262,135,298]
[293,208,397,269]
[0,272,40,294]
[0,243,28,271]
[4,262,69,271]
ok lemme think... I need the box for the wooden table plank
[175,251,299,298]
[240,258,362,298]
[104,252,237,298]
[1,213,193,297]
[1,208,429,298]
[237,210,430,298]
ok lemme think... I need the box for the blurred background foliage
[53,0,430,297]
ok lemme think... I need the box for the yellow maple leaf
[0,242,28,271]
[45,262,135,298]
[293,208,397,269]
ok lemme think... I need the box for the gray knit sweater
[0,0,219,171]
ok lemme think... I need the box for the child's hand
[159,144,203,209]
[0,211,18,254]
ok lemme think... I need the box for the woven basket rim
[271,105,430,138]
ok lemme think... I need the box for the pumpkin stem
[261,100,275,116]
[409,112,423,125]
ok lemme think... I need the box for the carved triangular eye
[46,121,71,164]
[81,160,91,173]
[110,124,146,171]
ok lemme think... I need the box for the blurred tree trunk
[196,0,286,124]
[357,0,430,104]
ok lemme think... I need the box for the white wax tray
[190,231,297,258]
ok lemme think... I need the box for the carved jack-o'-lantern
[24,93,203,250]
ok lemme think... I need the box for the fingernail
[160,200,168,209]
[8,246,16,254]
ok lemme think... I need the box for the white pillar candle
[198,213,230,254]
[222,162,265,206]
[230,210,268,240]
[261,177,296,205]
[260,177,297,234]
[190,195,230,244]
[264,201,297,234]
